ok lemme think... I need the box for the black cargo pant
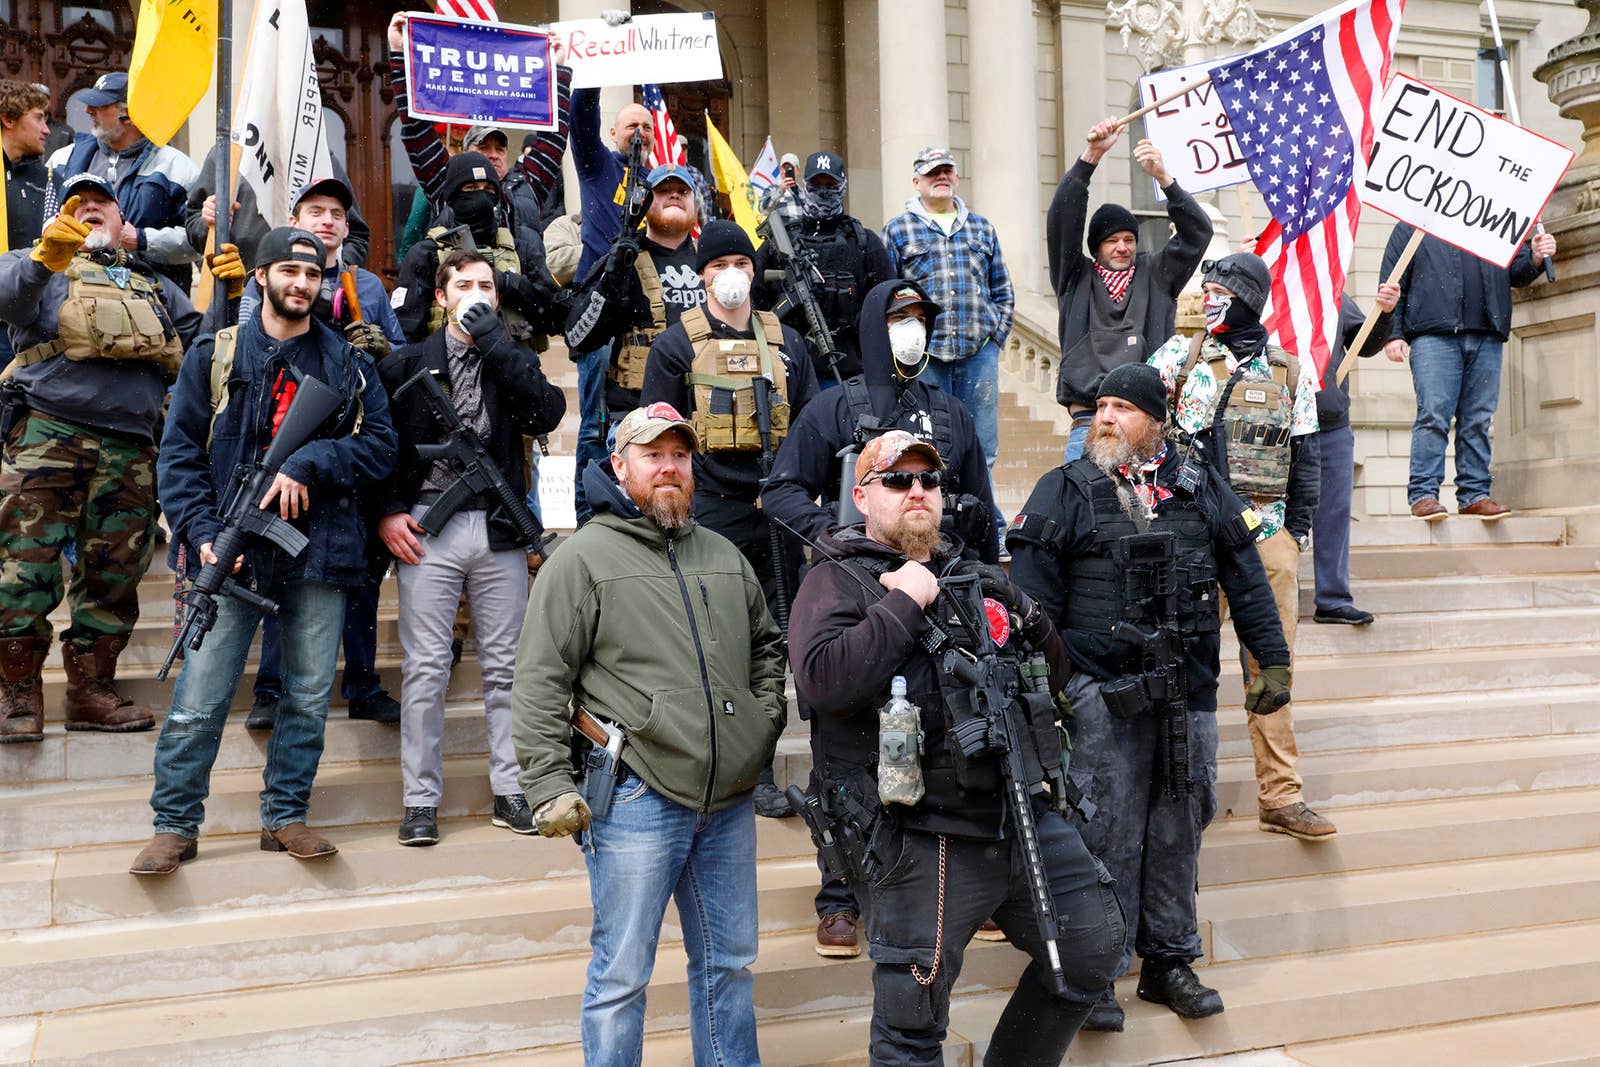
[863,809,1125,1066]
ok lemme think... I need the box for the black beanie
[442,152,501,201]
[694,219,757,272]
[1097,362,1168,423]
[1088,203,1140,253]
[1202,253,1273,316]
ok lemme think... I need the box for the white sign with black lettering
[1362,74,1574,267]
[1137,59,1249,198]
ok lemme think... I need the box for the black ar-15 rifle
[159,375,344,680]
[395,368,556,560]
[565,132,654,353]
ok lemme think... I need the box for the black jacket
[762,279,1001,563]
[377,325,566,552]
[3,150,48,252]
[1049,159,1213,409]
[1008,451,1288,710]
[789,527,1070,839]
[1317,295,1393,432]
[639,310,819,502]
[394,216,567,345]
[1381,223,1544,344]
[753,213,894,381]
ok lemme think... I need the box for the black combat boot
[1137,957,1223,1018]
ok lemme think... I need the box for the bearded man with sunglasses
[789,430,1125,1065]
[1008,363,1290,1030]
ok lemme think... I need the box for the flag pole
[1485,0,1555,282]
[210,0,235,330]
[1107,76,1214,134]
[1337,227,1423,387]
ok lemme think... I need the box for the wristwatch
[1295,532,1312,553]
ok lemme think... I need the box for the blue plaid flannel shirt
[882,196,1015,363]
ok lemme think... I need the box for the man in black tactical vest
[640,220,818,818]
[1008,363,1291,1030]
[753,151,893,382]
[0,172,202,743]
[789,430,1124,1065]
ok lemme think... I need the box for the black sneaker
[450,639,464,667]
[349,690,402,723]
[1137,958,1223,1019]
[492,793,536,834]
[1313,605,1375,626]
[753,765,794,819]
[245,693,278,731]
[398,806,439,846]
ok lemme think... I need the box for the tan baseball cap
[855,429,943,484]
[613,402,699,453]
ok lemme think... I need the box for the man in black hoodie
[393,152,567,347]
[1049,117,1212,462]
[764,279,1000,565]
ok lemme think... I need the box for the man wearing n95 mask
[374,249,567,847]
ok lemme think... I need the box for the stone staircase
[6,339,1600,1065]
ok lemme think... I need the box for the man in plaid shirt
[882,148,1014,501]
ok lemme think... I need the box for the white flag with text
[232,0,333,228]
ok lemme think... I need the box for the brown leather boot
[129,833,198,876]
[260,823,338,860]
[63,635,154,732]
[0,635,46,744]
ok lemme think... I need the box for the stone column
[559,0,633,216]
[968,0,1040,289]
[842,0,883,227]
[877,0,949,224]
[1058,2,1111,206]
[767,0,821,159]
[1494,0,1600,507]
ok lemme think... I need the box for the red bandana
[1118,445,1173,512]
[1093,261,1135,304]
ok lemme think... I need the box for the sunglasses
[861,469,943,491]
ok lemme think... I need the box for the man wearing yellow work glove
[29,194,92,272]
[1244,664,1292,715]
[206,242,246,299]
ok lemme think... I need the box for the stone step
[16,929,1029,1066]
[1286,1002,1600,1066]
[1346,515,1567,548]
[1313,544,1600,582]
[1296,572,1600,618]
[1222,605,1600,659]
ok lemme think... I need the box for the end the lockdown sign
[404,13,557,131]
[1362,74,1573,267]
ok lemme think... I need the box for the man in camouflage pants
[0,172,202,742]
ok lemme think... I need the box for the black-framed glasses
[860,469,943,492]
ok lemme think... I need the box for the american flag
[642,83,688,169]
[1211,0,1403,385]
[436,0,497,20]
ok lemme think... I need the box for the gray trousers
[1064,671,1219,976]
[397,507,528,806]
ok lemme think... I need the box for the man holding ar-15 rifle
[377,249,567,847]
[788,430,1124,1065]
[1007,363,1290,1030]
[135,227,397,876]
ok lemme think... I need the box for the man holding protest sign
[1049,116,1212,463]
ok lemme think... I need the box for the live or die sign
[1138,59,1251,199]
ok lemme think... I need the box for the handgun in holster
[572,706,625,820]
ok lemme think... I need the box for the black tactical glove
[344,320,390,358]
[972,564,1046,644]
[457,299,505,346]
[1244,664,1292,714]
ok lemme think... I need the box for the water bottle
[878,675,925,806]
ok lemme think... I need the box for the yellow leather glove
[207,242,246,299]
[29,196,90,272]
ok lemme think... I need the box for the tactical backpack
[423,225,543,349]
[681,306,790,453]
[1175,333,1298,499]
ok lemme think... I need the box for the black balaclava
[443,152,502,243]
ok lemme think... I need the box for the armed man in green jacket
[511,401,787,1067]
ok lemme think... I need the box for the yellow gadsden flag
[127,0,218,147]
[706,117,764,249]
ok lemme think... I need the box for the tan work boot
[129,833,198,876]
[260,823,338,859]
[0,635,46,744]
[63,635,154,732]
[1259,800,1338,841]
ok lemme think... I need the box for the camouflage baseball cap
[855,430,943,485]
[614,402,699,453]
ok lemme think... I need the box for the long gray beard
[1113,479,1154,531]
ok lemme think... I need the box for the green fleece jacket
[511,474,787,815]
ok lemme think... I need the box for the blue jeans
[524,448,543,524]
[574,345,611,525]
[1407,332,1503,507]
[581,773,760,1067]
[254,576,381,704]
[1062,412,1092,463]
[150,581,346,838]
[1313,424,1355,611]
[921,339,1003,526]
